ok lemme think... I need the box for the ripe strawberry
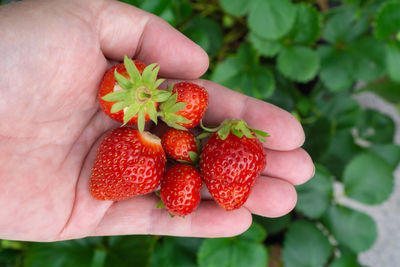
[90,127,166,201]
[160,82,209,130]
[99,56,171,132]
[161,128,199,163]
[160,164,202,216]
[200,120,268,211]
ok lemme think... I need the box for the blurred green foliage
[2,0,400,266]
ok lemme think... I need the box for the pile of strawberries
[90,57,268,216]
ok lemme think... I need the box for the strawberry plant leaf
[248,32,281,57]
[151,90,171,102]
[145,101,158,124]
[114,70,133,91]
[198,222,268,267]
[368,143,400,169]
[289,4,321,45]
[253,214,291,236]
[356,109,395,144]
[137,107,146,133]
[386,42,400,83]
[277,46,320,83]
[375,1,400,40]
[248,0,296,40]
[322,204,377,253]
[124,56,141,83]
[322,5,369,44]
[282,221,332,267]
[295,164,333,219]
[101,91,128,102]
[211,44,275,99]
[182,16,223,56]
[153,78,165,90]
[142,63,158,87]
[348,37,386,82]
[218,0,250,17]
[150,237,202,267]
[105,236,157,267]
[343,152,394,205]
[318,46,354,92]
[188,151,199,163]
[328,255,362,267]
[123,103,140,125]
[110,101,129,113]
[167,102,186,113]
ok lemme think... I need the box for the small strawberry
[99,56,171,132]
[161,128,199,163]
[90,127,166,201]
[160,164,202,216]
[200,120,269,211]
[160,82,209,130]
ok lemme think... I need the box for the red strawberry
[160,82,209,130]
[200,120,268,211]
[160,164,202,216]
[90,127,166,201]
[99,56,171,132]
[161,128,199,163]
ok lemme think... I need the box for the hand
[0,0,314,241]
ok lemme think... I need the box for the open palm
[0,0,314,242]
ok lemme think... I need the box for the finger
[164,79,305,151]
[98,0,209,78]
[263,148,315,185]
[244,177,297,218]
[93,194,252,238]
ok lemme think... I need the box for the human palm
[0,0,314,242]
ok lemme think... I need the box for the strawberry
[160,82,209,130]
[160,164,202,216]
[200,120,268,211]
[99,56,171,132]
[161,128,199,163]
[90,127,166,201]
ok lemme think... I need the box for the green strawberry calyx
[101,56,171,132]
[200,119,270,142]
[158,85,193,130]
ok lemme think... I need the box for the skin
[0,0,314,241]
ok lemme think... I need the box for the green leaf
[91,249,107,267]
[198,222,268,267]
[168,114,191,124]
[123,56,141,82]
[295,164,333,219]
[142,63,158,86]
[282,221,332,267]
[322,5,369,44]
[386,42,400,83]
[188,151,199,162]
[368,143,400,168]
[150,237,202,267]
[145,101,158,124]
[328,255,362,267]
[101,91,127,102]
[348,37,386,82]
[151,90,171,102]
[110,101,129,113]
[253,214,291,236]
[248,32,281,57]
[123,103,140,125]
[343,152,394,205]
[318,46,354,92]
[182,17,223,56]
[248,0,296,40]
[323,204,377,253]
[115,71,133,90]
[356,109,395,144]
[219,0,250,16]
[24,237,103,267]
[211,44,275,99]
[277,46,320,82]
[359,78,400,105]
[375,1,400,40]
[167,102,186,113]
[161,93,178,112]
[289,4,321,45]
[153,78,165,90]
[137,107,146,133]
[105,236,156,267]
[139,0,172,16]
[303,117,332,161]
